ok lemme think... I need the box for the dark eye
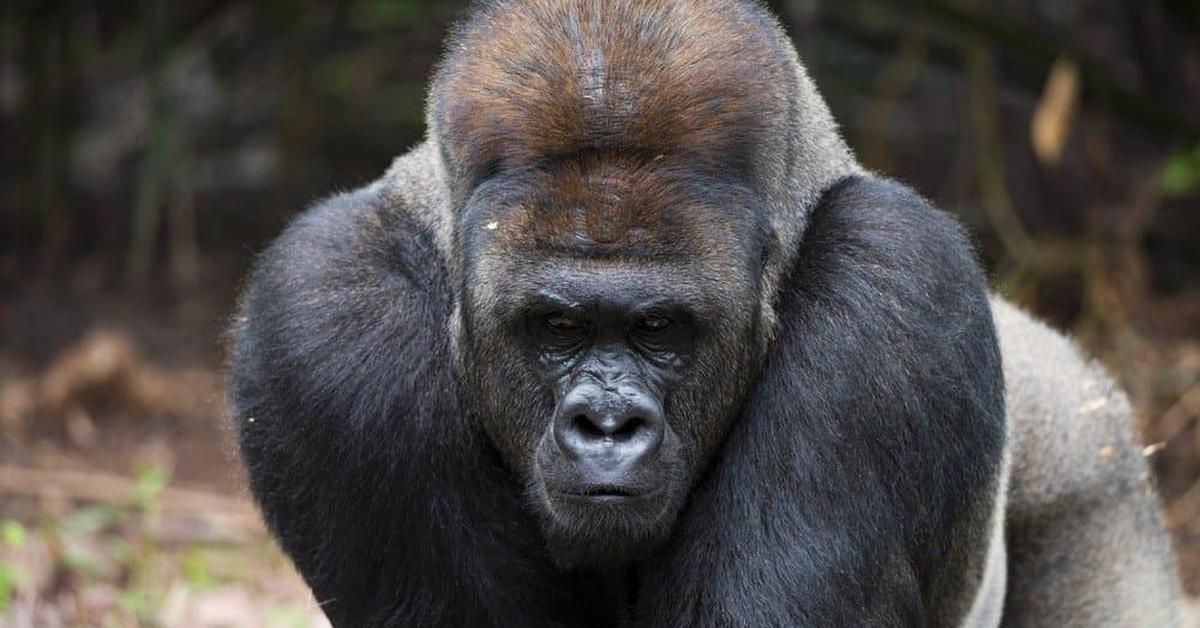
[638,315,671,333]
[545,313,583,331]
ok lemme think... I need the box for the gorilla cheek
[470,359,551,479]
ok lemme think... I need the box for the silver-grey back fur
[992,299,1181,627]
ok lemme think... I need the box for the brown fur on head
[431,0,795,202]
[479,152,762,263]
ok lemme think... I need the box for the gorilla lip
[562,493,641,505]
[553,487,666,511]
[562,484,657,500]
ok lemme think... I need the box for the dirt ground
[1,280,1198,626]
[0,282,331,626]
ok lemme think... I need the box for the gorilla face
[516,269,697,564]
[458,157,765,566]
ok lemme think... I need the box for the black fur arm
[228,189,607,627]
[638,175,1007,626]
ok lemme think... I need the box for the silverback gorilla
[228,1,1182,626]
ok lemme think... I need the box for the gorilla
[228,0,1182,626]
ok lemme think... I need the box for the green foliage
[1161,143,1200,197]
[349,0,431,31]
[265,605,317,628]
[182,548,215,590]
[2,520,26,549]
[53,503,133,582]
[134,466,169,510]
[0,519,28,610]
[0,562,17,612]
[61,503,123,535]
[116,588,154,622]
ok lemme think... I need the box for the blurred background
[0,0,1197,625]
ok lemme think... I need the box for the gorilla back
[228,1,1181,626]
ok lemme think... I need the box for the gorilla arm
[637,175,1008,627]
[227,152,613,627]
[995,300,1182,627]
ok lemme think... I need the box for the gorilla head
[429,0,849,566]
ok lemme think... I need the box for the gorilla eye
[545,313,583,331]
[638,315,671,332]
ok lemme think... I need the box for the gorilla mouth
[567,484,646,499]
[552,482,668,508]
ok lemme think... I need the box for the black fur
[229,175,1004,626]
[637,176,1005,626]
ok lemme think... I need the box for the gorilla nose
[554,389,664,468]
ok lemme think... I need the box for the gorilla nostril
[570,412,647,442]
[572,414,607,440]
[612,417,644,441]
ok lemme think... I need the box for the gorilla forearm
[638,175,1006,626]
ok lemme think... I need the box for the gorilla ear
[755,226,785,348]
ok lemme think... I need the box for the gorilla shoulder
[232,156,452,410]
